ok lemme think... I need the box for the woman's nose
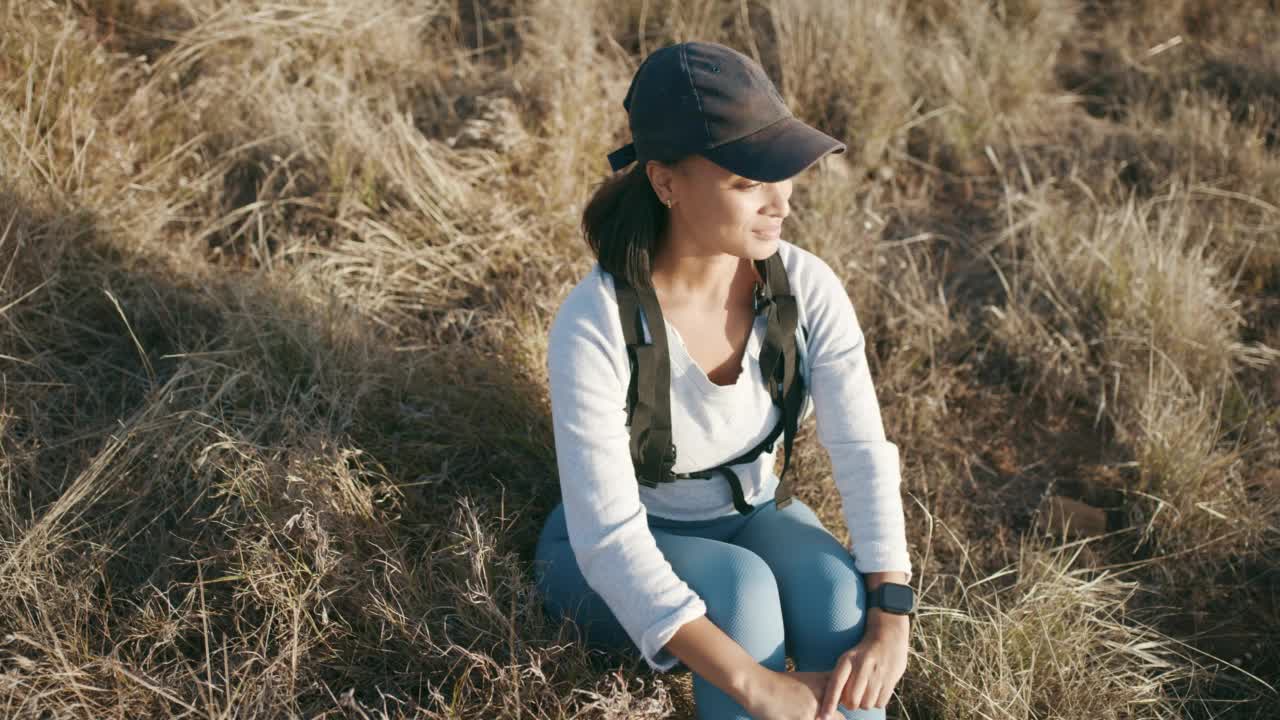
[766,193,789,219]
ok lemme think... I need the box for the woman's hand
[741,668,832,720]
[819,610,910,716]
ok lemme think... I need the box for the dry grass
[1,0,1278,717]
[903,529,1202,719]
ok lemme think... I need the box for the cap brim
[700,116,846,182]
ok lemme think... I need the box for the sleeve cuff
[849,539,913,585]
[640,600,708,672]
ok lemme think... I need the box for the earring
[665,198,673,208]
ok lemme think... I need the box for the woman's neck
[654,252,736,295]
[651,246,756,310]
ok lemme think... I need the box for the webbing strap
[615,277,676,488]
[754,253,804,511]
[720,467,754,515]
[617,286,642,430]
[674,415,785,514]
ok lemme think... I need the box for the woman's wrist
[733,662,777,711]
[866,607,910,635]
[860,571,911,638]
[864,570,911,635]
[664,615,768,708]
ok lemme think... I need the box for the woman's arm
[662,616,761,705]
[794,248,913,715]
[547,277,709,672]
[667,617,836,718]
[797,250,913,582]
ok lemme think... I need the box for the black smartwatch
[866,582,915,615]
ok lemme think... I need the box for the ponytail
[581,154,683,290]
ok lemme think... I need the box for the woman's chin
[750,233,782,255]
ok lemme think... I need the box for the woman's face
[647,154,793,262]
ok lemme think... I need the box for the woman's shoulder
[548,262,622,345]
[776,239,847,312]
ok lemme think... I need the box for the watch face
[880,583,914,613]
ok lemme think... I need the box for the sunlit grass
[0,0,1276,717]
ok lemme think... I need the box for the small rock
[1035,495,1108,538]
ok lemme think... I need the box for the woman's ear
[644,160,671,199]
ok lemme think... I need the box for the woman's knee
[683,545,786,665]
[741,504,869,637]
[786,552,870,668]
[802,550,867,625]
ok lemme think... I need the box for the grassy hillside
[1,0,1277,717]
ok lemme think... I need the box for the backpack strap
[613,250,806,513]
[753,252,805,511]
[682,413,786,514]
[614,276,677,488]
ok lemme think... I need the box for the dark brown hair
[581,150,688,290]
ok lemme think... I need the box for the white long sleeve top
[546,239,912,672]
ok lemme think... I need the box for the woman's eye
[739,182,761,190]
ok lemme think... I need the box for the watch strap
[867,582,914,615]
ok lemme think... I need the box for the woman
[534,41,915,720]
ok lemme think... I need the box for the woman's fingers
[821,654,853,719]
[825,652,898,714]
[875,680,894,709]
[858,679,882,710]
[846,660,871,711]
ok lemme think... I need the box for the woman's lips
[754,228,781,240]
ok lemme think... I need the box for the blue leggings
[533,497,884,719]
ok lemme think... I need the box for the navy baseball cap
[606,41,846,182]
